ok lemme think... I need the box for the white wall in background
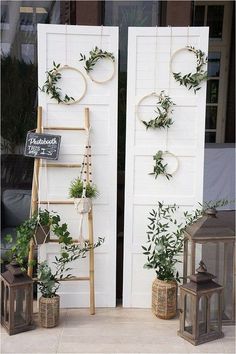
[123,27,208,307]
[38,24,118,307]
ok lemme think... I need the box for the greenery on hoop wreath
[138,91,175,130]
[80,47,115,83]
[40,62,75,104]
[171,46,208,94]
[149,150,179,180]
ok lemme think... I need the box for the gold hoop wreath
[170,46,207,93]
[41,63,87,105]
[80,47,116,84]
[136,91,175,129]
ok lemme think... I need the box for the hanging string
[154,26,158,92]
[100,25,103,49]
[65,23,68,65]
[165,26,173,152]
[187,25,190,46]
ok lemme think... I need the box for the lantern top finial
[190,260,216,284]
[196,260,207,273]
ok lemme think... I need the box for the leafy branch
[142,91,175,129]
[40,62,75,104]
[80,46,115,73]
[149,150,172,180]
[172,46,208,94]
[142,200,231,282]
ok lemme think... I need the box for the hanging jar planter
[74,197,92,214]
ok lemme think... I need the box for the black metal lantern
[1,261,35,335]
[178,261,224,346]
[183,209,235,324]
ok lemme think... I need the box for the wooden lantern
[183,209,235,324]
[178,261,224,346]
[1,261,35,335]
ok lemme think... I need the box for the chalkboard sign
[24,132,61,160]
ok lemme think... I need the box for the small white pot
[74,198,92,214]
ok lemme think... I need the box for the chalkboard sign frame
[24,131,61,160]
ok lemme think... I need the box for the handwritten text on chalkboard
[24,132,61,160]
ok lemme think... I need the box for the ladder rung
[60,277,90,281]
[49,239,89,244]
[40,163,81,168]
[44,126,85,131]
[33,276,90,282]
[38,200,73,204]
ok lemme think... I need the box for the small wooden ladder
[28,106,96,314]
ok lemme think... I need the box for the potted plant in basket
[69,177,98,213]
[142,202,201,319]
[38,236,104,328]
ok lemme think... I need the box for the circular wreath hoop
[170,45,208,93]
[149,150,179,180]
[80,46,115,84]
[137,91,175,129]
[41,63,87,104]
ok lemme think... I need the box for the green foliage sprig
[69,177,98,199]
[38,237,104,298]
[142,200,231,282]
[172,46,207,94]
[80,46,115,73]
[149,151,172,180]
[142,91,175,129]
[4,209,73,269]
[40,62,75,104]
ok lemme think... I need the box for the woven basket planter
[152,278,177,319]
[39,295,60,328]
[35,225,50,245]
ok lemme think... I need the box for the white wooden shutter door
[37,24,118,307]
[123,27,208,307]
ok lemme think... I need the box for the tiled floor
[1,307,235,354]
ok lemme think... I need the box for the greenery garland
[149,150,172,180]
[80,46,115,74]
[172,46,207,93]
[41,62,75,104]
[140,91,175,129]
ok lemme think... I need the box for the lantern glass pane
[184,294,193,334]
[202,241,234,321]
[14,288,27,327]
[210,293,219,331]
[198,296,207,335]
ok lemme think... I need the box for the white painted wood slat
[37,24,118,307]
[123,27,209,308]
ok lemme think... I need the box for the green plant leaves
[40,62,75,104]
[173,46,208,94]
[149,150,172,180]
[80,46,115,73]
[69,177,98,199]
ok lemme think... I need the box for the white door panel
[38,24,118,307]
[123,27,208,307]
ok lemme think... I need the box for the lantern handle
[196,260,207,273]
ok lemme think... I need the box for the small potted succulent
[69,177,98,214]
[38,236,104,328]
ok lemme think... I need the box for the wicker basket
[152,278,177,319]
[39,295,60,328]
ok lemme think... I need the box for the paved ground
[1,307,235,354]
